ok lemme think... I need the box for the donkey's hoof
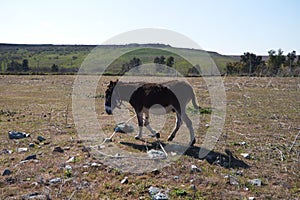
[150,132,160,139]
[190,138,196,146]
[135,135,141,140]
[155,132,160,139]
[167,136,174,142]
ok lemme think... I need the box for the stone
[29,143,35,148]
[190,184,196,191]
[147,149,166,159]
[25,154,37,161]
[121,176,128,184]
[82,146,91,152]
[249,179,262,186]
[151,168,160,175]
[2,149,13,154]
[153,192,169,200]
[170,152,177,156]
[191,165,201,173]
[2,169,12,176]
[239,141,246,145]
[229,176,239,186]
[63,146,70,150]
[53,146,64,153]
[21,192,48,200]
[37,136,46,142]
[224,175,239,186]
[90,162,101,167]
[65,165,72,170]
[241,153,251,159]
[149,186,169,200]
[49,177,61,184]
[66,156,75,163]
[114,123,134,133]
[18,147,28,153]
[8,131,30,139]
[149,186,161,196]
[235,170,244,176]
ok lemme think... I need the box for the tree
[240,52,263,75]
[187,64,201,76]
[267,49,285,75]
[159,56,166,65]
[286,50,296,75]
[129,57,141,67]
[154,56,160,64]
[297,55,300,67]
[51,64,59,72]
[153,55,167,65]
[22,59,30,72]
[166,56,174,67]
[120,57,141,74]
[226,62,243,75]
[7,60,21,72]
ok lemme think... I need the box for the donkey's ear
[110,81,113,85]
[116,79,119,82]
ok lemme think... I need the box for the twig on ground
[159,142,168,158]
[277,148,285,161]
[68,189,77,200]
[289,131,300,152]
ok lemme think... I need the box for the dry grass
[0,75,299,199]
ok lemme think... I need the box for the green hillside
[0,43,238,75]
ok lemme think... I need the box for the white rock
[17,147,28,152]
[121,176,128,184]
[191,165,201,172]
[147,149,166,159]
[90,162,101,167]
[65,165,72,170]
[240,153,250,159]
[66,156,75,163]
[249,179,261,186]
[49,177,61,184]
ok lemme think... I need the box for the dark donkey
[104,80,201,146]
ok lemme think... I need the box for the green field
[0,44,238,75]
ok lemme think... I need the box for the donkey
[104,80,201,146]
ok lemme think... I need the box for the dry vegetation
[0,75,299,199]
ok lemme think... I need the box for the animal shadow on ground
[119,141,250,169]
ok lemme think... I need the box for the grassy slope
[0,44,238,74]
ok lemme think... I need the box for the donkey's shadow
[119,141,250,169]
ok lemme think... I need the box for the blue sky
[1,0,299,55]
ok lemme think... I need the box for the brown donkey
[104,80,200,146]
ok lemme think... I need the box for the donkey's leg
[182,112,196,146]
[167,111,182,142]
[144,110,158,137]
[135,112,144,140]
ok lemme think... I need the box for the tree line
[1,48,299,76]
[226,49,300,76]
[118,55,200,76]
[2,59,79,74]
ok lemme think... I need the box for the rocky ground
[0,75,299,199]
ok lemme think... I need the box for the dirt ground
[0,75,299,199]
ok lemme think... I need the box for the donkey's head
[104,80,119,114]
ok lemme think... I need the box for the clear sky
[1,0,299,55]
